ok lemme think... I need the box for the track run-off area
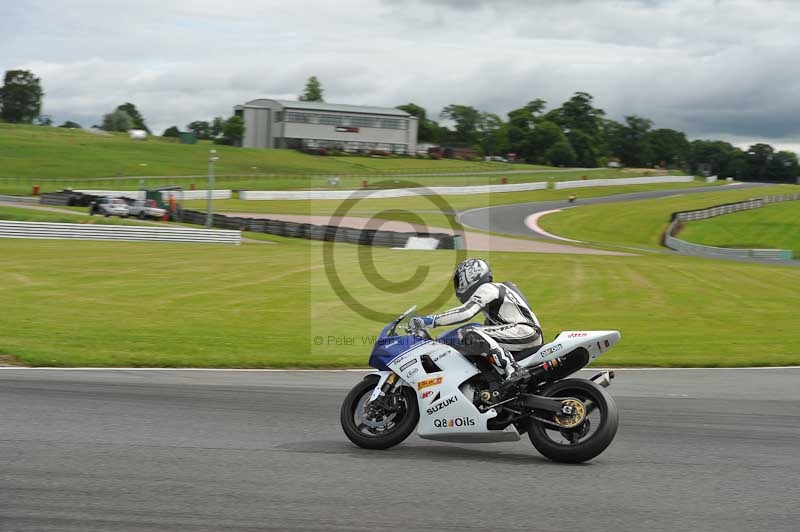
[1,368,798,532]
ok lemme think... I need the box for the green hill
[0,122,530,180]
[0,123,674,195]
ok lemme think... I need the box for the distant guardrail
[74,190,233,200]
[0,220,241,245]
[663,193,800,261]
[553,175,694,190]
[179,209,457,249]
[240,181,548,200]
[0,194,38,204]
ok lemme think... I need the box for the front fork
[368,371,399,403]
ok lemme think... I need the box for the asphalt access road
[1,368,798,532]
[457,182,770,239]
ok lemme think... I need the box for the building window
[286,111,311,123]
[348,116,377,128]
[318,114,343,126]
[380,118,402,129]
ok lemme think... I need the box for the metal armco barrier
[0,195,39,204]
[663,194,800,261]
[180,209,455,249]
[0,221,241,245]
[553,175,694,190]
[240,181,548,200]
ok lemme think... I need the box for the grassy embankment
[679,201,800,256]
[537,184,800,250]
[1,204,798,368]
[0,122,677,194]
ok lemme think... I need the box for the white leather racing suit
[430,282,543,376]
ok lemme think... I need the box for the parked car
[128,199,166,220]
[88,197,130,218]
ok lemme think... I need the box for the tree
[768,150,799,182]
[215,115,245,146]
[647,128,689,168]
[211,116,225,138]
[186,120,211,140]
[299,76,324,102]
[101,109,133,132]
[34,115,52,126]
[477,112,509,156]
[545,92,606,167]
[746,143,775,181]
[116,102,149,132]
[605,115,654,167]
[545,139,577,167]
[689,140,745,178]
[397,102,438,143]
[162,126,181,138]
[440,104,482,144]
[0,70,44,123]
[59,120,82,128]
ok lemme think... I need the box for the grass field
[1,235,798,368]
[679,201,800,256]
[537,184,800,249]
[0,123,678,194]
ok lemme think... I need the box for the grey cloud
[3,0,800,147]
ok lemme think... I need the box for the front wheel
[340,375,419,450]
[528,378,618,463]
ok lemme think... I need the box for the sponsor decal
[539,344,563,358]
[335,126,360,133]
[567,332,588,338]
[420,390,433,400]
[399,359,417,372]
[406,367,419,378]
[433,417,476,428]
[432,351,449,362]
[426,395,458,415]
[417,376,443,390]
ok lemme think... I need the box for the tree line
[1,69,798,182]
[395,93,798,182]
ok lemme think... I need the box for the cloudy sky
[4,0,800,152]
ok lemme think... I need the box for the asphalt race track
[457,182,769,240]
[2,368,798,532]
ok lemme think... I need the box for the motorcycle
[340,306,620,463]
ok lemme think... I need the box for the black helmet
[453,258,493,303]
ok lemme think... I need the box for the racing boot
[488,347,531,398]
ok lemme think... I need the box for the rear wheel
[528,378,618,463]
[340,375,419,450]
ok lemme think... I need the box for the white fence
[75,190,233,200]
[240,181,549,200]
[553,175,694,190]
[664,194,800,261]
[0,221,241,245]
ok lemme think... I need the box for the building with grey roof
[235,99,418,154]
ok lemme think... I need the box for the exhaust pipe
[589,370,615,388]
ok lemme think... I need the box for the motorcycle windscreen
[368,335,428,371]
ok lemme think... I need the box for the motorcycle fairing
[385,338,521,443]
[518,330,621,369]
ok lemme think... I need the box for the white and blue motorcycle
[341,306,620,463]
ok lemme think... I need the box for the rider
[421,258,543,395]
